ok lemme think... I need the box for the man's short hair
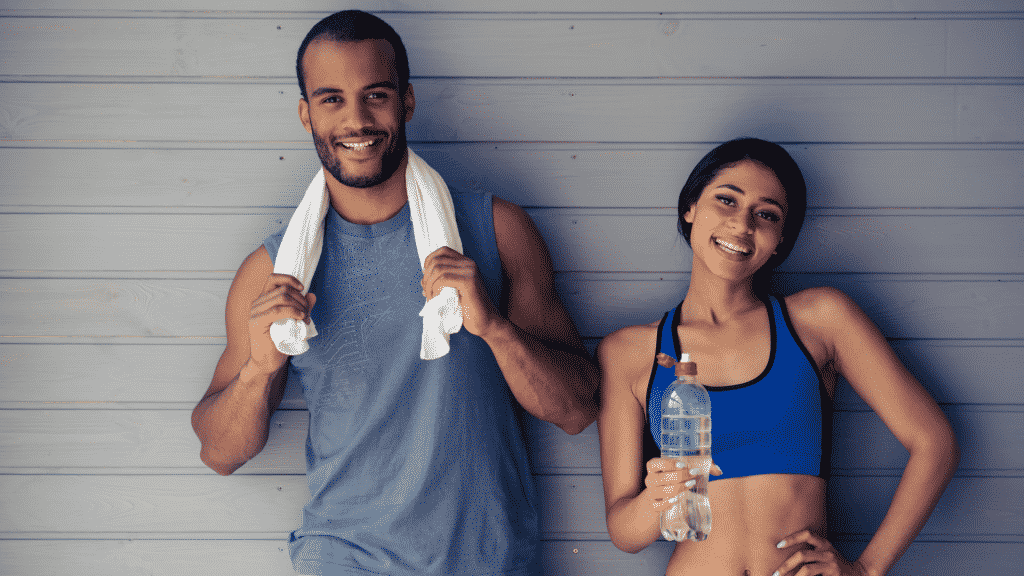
[296,10,411,100]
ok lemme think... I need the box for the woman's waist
[666,474,826,576]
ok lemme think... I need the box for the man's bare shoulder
[231,245,274,294]
[489,195,548,264]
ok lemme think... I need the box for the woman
[597,138,959,576]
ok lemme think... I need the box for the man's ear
[403,83,416,123]
[298,98,313,135]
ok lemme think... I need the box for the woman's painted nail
[776,540,786,548]
[667,496,678,504]
[689,468,700,476]
[772,572,780,576]
[684,479,696,488]
[675,461,685,469]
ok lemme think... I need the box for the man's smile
[337,137,384,151]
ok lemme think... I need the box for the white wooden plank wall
[2,1,1022,574]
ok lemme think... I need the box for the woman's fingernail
[776,540,786,548]
[689,468,700,476]
[675,461,685,469]
[684,479,696,488]
[667,496,678,503]
[772,572,780,576]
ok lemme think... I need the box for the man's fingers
[264,273,304,293]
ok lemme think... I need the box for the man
[191,10,598,575]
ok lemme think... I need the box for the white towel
[269,148,464,360]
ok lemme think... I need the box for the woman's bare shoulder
[598,320,661,400]
[783,286,862,331]
[599,320,660,358]
[783,286,868,368]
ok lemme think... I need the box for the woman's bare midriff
[665,474,827,576]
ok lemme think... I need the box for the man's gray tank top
[263,190,539,576]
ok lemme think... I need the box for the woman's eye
[323,96,339,104]
[758,211,781,223]
[715,195,735,206]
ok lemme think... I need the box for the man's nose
[343,101,374,132]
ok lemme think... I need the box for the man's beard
[312,122,407,189]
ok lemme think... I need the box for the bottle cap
[675,362,697,376]
[675,353,697,376]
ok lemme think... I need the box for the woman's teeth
[715,238,751,255]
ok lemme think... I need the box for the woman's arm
[597,324,695,553]
[784,287,960,576]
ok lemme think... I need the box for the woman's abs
[665,474,826,576]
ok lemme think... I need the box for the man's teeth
[715,239,751,254]
[341,140,375,150]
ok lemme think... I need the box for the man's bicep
[207,246,275,398]
[492,196,585,350]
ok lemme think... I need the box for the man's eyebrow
[310,86,341,98]
[368,81,398,90]
[715,183,786,210]
[310,81,398,98]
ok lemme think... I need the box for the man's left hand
[421,246,503,338]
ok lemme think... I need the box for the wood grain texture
[1,1,1020,573]
[1,276,1022,339]
[13,16,1019,78]
[2,212,1021,274]
[3,82,1022,144]
[2,341,1019,406]
[0,406,1016,475]
[2,146,1024,209]
[4,0,1022,13]
[0,475,1018,539]
[0,539,1017,576]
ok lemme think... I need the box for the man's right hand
[246,273,316,373]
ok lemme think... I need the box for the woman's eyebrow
[715,183,785,210]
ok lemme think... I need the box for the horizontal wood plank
[9,17,1018,78]
[0,406,1016,475]
[2,146,1024,210]
[3,82,1022,144]
[5,1,1024,12]
[2,341,1019,407]
[1,475,1015,538]
[573,274,1024,339]
[1,276,1021,339]
[0,539,1016,576]
[2,212,1021,274]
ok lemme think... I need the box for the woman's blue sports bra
[642,294,832,483]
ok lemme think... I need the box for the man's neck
[325,155,409,225]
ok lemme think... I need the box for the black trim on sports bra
[775,295,833,480]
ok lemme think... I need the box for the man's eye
[323,96,339,104]
[367,92,388,100]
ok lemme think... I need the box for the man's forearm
[191,361,278,475]
[481,317,598,435]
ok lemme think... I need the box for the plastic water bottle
[658,352,712,541]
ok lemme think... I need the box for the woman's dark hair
[677,137,807,277]
[296,10,410,100]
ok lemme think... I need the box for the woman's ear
[682,204,696,224]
